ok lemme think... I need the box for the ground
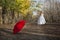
[0,24,60,40]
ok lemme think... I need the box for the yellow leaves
[16,0,26,2]
[16,0,23,2]
[18,0,30,17]
[20,9,29,17]
[15,0,31,17]
[20,0,30,8]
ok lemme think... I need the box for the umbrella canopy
[13,20,26,34]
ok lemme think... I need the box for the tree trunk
[11,9,15,23]
[2,6,7,24]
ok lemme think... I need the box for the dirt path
[0,28,60,40]
[0,24,60,40]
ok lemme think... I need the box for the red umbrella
[13,20,26,34]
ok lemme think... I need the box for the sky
[31,0,60,2]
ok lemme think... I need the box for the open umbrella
[13,20,26,34]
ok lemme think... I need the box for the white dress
[37,13,46,25]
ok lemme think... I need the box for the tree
[0,0,16,24]
[15,0,31,17]
[0,0,31,24]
